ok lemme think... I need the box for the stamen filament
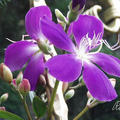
[6,38,16,43]
[102,35,120,51]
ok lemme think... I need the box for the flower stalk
[73,106,89,120]
[10,83,32,120]
[23,96,32,120]
[47,79,60,120]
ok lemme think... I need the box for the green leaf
[0,110,24,120]
[33,96,47,118]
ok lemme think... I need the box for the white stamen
[22,34,29,40]
[76,32,103,58]
[102,34,120,51]
[6,38,16,43]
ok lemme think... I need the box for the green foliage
[0,0,10,9]
[0,110,23,120]
[33,96,47,118]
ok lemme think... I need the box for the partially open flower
[67,0,86,23]
[0,63,13,83]
[18,79,31,96]
[72,0,86,12]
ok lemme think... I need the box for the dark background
[0,0,120,120]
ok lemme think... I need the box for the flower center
[76,32,102,59]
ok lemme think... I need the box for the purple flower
[40,15,120,101]
[72,0,86,11]
[5,6,52,90]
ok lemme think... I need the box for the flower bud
[67,0,86,23]
[38,74,46,87]
[0,106,6,111]
[65,89,75,100]
[62,82,68,93]
[16,71,23,87]
[87,91,93,99]
[0,63,13,83]
[109,78,116,88]
[72,0,86,12]
[18,79,31,96]
[34,0,47,7]
[55,9,67,23]
[37,40,51,54]
[0,93,9,104]
[12,79,17,88]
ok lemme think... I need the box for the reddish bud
[0,106,6,111]
[18,79,31,96]
[62,82,68,93]
[38,75,46,87]
[0,63,13,83]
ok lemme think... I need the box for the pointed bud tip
[16,71,23,87]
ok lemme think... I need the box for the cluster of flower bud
[0,63,31,97]
[55,0,86,26]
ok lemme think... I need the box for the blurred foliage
[0,0,120,120]
[0,0,10,9]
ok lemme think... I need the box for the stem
[10,84,32,120]
[65,23,70,33]
[29,0,33,8]
[47,80,60,120]
[73,106,89,120]
[23,96,32,120]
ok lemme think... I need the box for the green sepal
[33,96,47,118]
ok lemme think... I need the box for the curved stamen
[6,38,16,43]
[86,41,103,55]
[102,34,120,51]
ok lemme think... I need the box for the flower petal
[25,6,52,40]
[83,61,117,101]
[5,41,39,71]
[45,54,82,82]
[41,16,76,53]
[87,53,120,77]
[72,15,104,46]
[24,52,44,90]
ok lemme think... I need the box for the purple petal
[72,0,86,11]
[45,54,82,82]
[41,16,76,53]
[5,41,39,71]
[24,52,44,91]
[72,15,104,46]
[83,61,117,101]
[87,53,120,77]
[25,6,52,40]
